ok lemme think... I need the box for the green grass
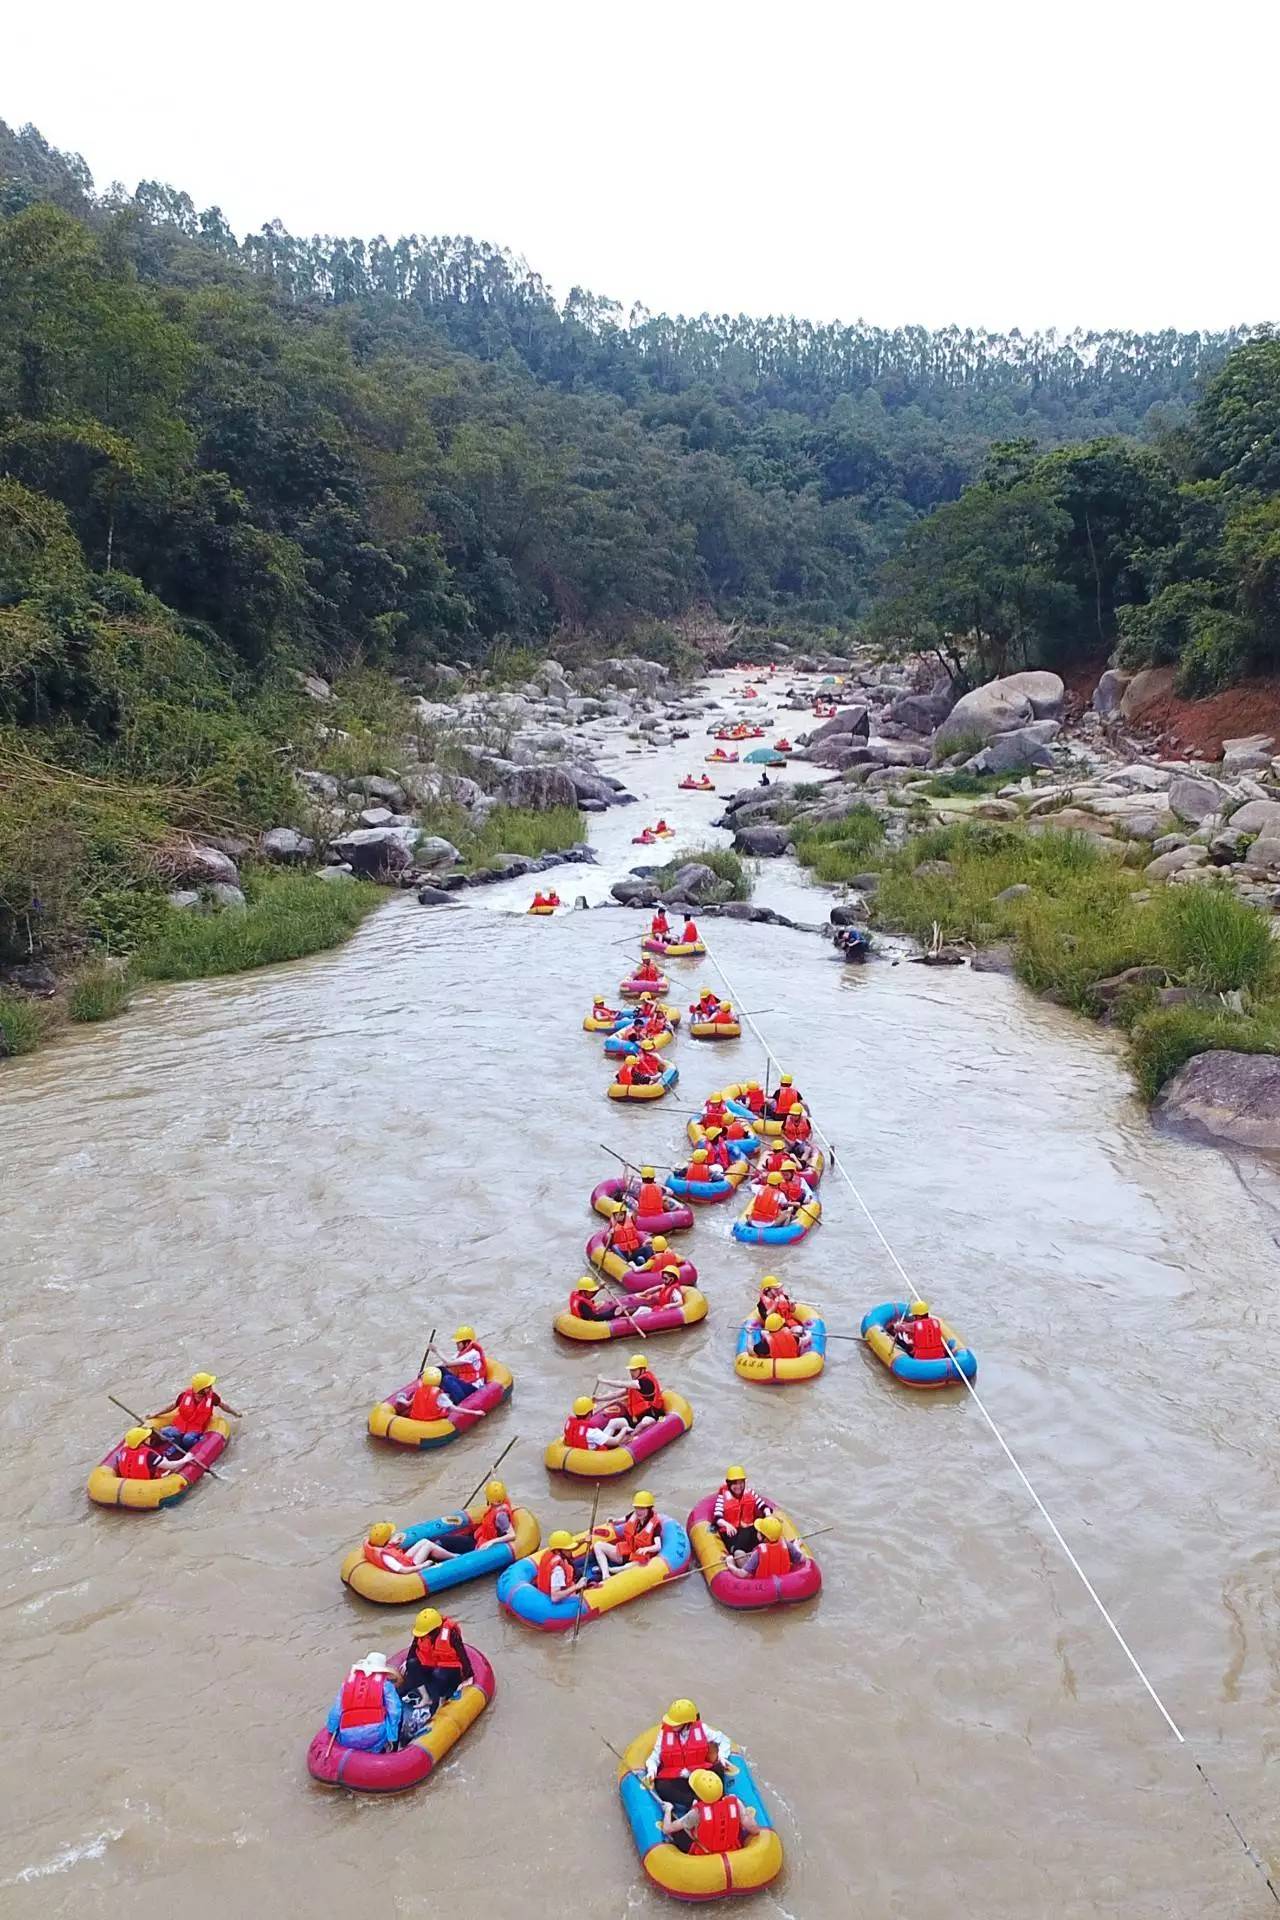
[1130,1005,1280,1102]
[1148,884,1279,997]
[921,769,1021,798]
[932,724,988,763]
[415,801,584,872]
[650,845,752,900]
[134,872,384,982]
[68,964,133,1023]
[790,806,886,884]
[0,991,44,1055]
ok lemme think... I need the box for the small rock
[1091,965,1168,1005]
[1144,845,1209,881]
[316,865,354,883]
[166,889,202,911]
[994,883,1033,903]
[359,806,394,828]
[295,671,333,702]
[208,883,246,910]
[971,944,1016,974]
[1221,734,1275,777]
[165,842,240,887]
[1093,668,1132,716]
[1151,833,1189,856]
[416,885,456,906]
[913,859,956,879]
[260,826,316,864]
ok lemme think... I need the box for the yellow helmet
[780,1073,793,1085]
[609,1199,627,1215]
[761,1275,778,1289]
[548,1530,575,1551]
[910,1300,930,1317]
[703,1125,722,1139]
[628,1354,647,1371]
[640,991,655,1001]
[651,1235,668,1252]
[767,1172,782,1186]
[757,1514,784,1541]
[640,1166,656,1180]
[413,1607,443,1636]
[125,1427,150,1447]
[689,1769,723,1803]
[454,1325,475,1342]
[578,1275,600,1294]
[692,1149,708,1163]
[725,1466,746,1483]
[764,1312,784,1331]
[573,1396,595,1416]
[664,1698,698,1727]
[190,1372,216,1391]
[781,1158,799,1171]
[484,1480,506,1504]
[421,1365,442,1386]
[367,1521,396,1546]
[632,1489,655,1508]
[722,1003,732,1013]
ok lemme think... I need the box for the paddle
[572,1483,603,1646]
[107,1394,226,1482]
[457,1435,519,1515]
[597,1280,649,1341]
[416,1327,438,1379]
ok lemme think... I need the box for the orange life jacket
[750,1187,782,1223]
[408,1381,449,1422]
[175,1388,215,1433]
[743,1087,766,1114]
[364,1539,417,1572]
[621,1512,661,1558]
[474,1500,514,1546]
[415,1623,463,1670]
[755,1539,793,1578]
[724,1118,749,1140]
[535,1550,576,1598]
[909,1315,947,1361]
[635,1052,662,1080]
[116,1443,158,1480]
[339,1670,388,1729]
[783,1113,811,1141]
[691,1797,744,1855]
[616,1061,636,1086]
[452,1343,486,1385]
[719,1486,758,1529]
[636,1182,666,1216]
[610,1216,642,1254]
[564,1414,595,1449]
[713,1008,735,1025]
[658,1721,713,1776]
[684,1160,714,1183]
[767,1327,801,1359]
[645,1247,681,1275]
[624,1370,661,1422]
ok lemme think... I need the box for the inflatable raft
[583,1006,626,1032]
[679,778,715,791]
[666,1158,749,1204]
[860,1301,977,1388]
[608,1064,679,1102]
[545,1389,694,1478]
[690,1017,741,1040]
[620,971,669,1000]
[685,1113,760,1162]
[341,1504,540,1603]
[554,1286,708,1342]
[587,1230,698,1291]
[732,1191,822,1246]
[617,1728,783,1899]
[527,903,556,915]
[498,1513,691,1630]
[87,1413,231,1511]
[734,1304,827,1383]
[643,937,705,958]
[368,1359,513,1450]
[306,1645,495,1793]
[591,1176,694,1236]
[705,751,739,764]
[687,1493,822,1608]
[604,1024,675,1057]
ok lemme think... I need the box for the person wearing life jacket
[752,1310,810,1361]
[635,956,662,985]
[399,1607,473,1720]
[710,1000,736,1026]
[738,1512,807,1578]
[530,891,549,910]
[153,1371,223,1449]
[325,1653,403,1752]
[681,919,699,944]
[661,1768,760,1857]
[591,1489,663,1580]
[643,1700,734,1811]
[563,1394,632,1451]
[699,1126,732,1171]
[635,1233,682,1279]
[603,1200,649,1264]
[535,1530,590,1605]
[713,1468,774,1552]
[692,991,719,1020]
[759,1144,790,1176]
[756,1279,799,1325]
[439,1327,486,1403]
[547,891,561,907]
[781,1106,812,1146]
[650,909,671,940]
[654,819,670,835]
[779,1160,812,1208]
[701,1093,728,1127]
[740,1081,767,1116]
[596,1355,663,1430]
[591,996,619,1024]
[568,1275,617,1321]
[114,1426,172,1480]
[747,1171,789,1226]
[632,1045,664,1083]
[614,1058,638,1090]
[723,1113,752,1145]
[465,1479,516,1549]
[631,1167,668,1220]
[394,1365,451,1424]
[681,1148,717,1185]
[770,1073,802,1117]
[893,1299,948,1361]
[361,1520,439,1573]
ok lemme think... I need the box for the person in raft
[590,1488,663,1581]
[633,954,664,985]
[889,1299,948,1361]
[650,908,671,939]
[534,1529,593,1604]
[365,1479,517,1575]
[642,1699,736,1812]
[700,1091,729,1127]
[595,1355,664,1432]
[745,1170,794,1228]
[691,990,720,1019]
[399,1606,474,1728]
[631,1045,666,1084]
[603,1199,651,1265]
[654,818,671,834]
[591,995,619,1023]
[439,1326,487,1402]
[149,1370,224,1450]
[710,1000,736,1025]
[700,1127,732,1171]
[113,1425,185,1479]
[392,1364,453,1425]
[736,1512,808,1577]
[680,918,700,944]
[751,1311,812,1362]
[755,1278,799,1324]
[740,1080,767,1116]
[713,1467,775,1554]
[678,1148,717,1186]
[530,891,552,910]
[562,1394,633,1451]
[766,1072,804,1119]
[326,1652,404,1753]
[781,1105,813,1147]
[661,1769,761,1857]
[777,1157,814,1208]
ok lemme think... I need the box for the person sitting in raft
[633,1234,681,1281]
[326,1653,404,1752]
[654,818,671,835]
[635,828,657,845]
[596,1355,664,1431]
[713,1468,774,1553]
[150,1370,223,1450]
[547,890,561,907]
[751,1311,812,1361]
[711,1000,736,1025]
[758,1144,791,1176]
[437,1327,487,1404]
[680,1148,717,1185]
[530,891,550,909]
[778,1158,813,1207]
[661,1768,761,1857]
[681,918,700,944]
[113,1425,181,1479]
[740,1081,767,1116]
[735,1513,808,1577]
[633,954,664,985]
[591,1488,663,1581]
[604,1198,650,1264]
[700,1127,732,1171]
[643,1700,735,1812]
[691,990,720,1019]
[889,1299,948,1361]
[634,1167,670,1218]
[399,1607,473,1726]
[650,908,671,939]
[591,995,619,1023]
[362,1520,442,1573]
[563,1394,633,1451]
[393,1364,452,1425]
[767,1072,803,1118]
[700,1092,729,1126]
[535,1530,592,1605]
[722,1111,754,1145]
[746,1171,792,1228]
[781,1105,813,1147]
[632,1044,664,1083]
[756,1278,799,1324]
[568,1274,617,1320]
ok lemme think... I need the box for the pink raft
[306,1646,495,1793]
[591,1175,693,1237]
[587,1230,698,1293]
[686,1494,822,1611]
[619,972,668,1000]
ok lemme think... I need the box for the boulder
[208,883,247,910]
[1242,836,1280,875]
[1151,833,1189,856]
[329,826,419,876]
[414,835,463,869]
[563,768,619,808]
[807,706,871,745]
[829,900,869,926]
[913,860,956,879]
[1091,965,1168,1005]
[887,685,958,733]
[664,862,721,901]
[968,728,1057,775]
[973,799,1021,820]
[877,741,930,767]
[165,842,240,887]
[1155,1049,1280,1151]
[990,670,1065,720]
[359,806,394,828]
[1210,829,1248,865]
[808,738,879,772]
[355,774,408,808]
[295,769,341,803]
[1227,799,1280,836]
[416,885,457,906]
[1222,734,1276,777]
[732,823,793,857]
[1119,666,1176,722]
[611,878,660,906]
[1104,764,1170,792]
[260,826,315,864]
[316,864,354,883]
[1093,668,1132,717]
[1144,845,1208,881]
[971,944,1016,974]
[295,671,332,702]
[402,770,485,812]
[1030,807,1116,836]
[494,765,580,812]
[1168,774,1231,825]
[932,680,1035,755]
[166,889,202,911]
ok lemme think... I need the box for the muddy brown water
[4,674,1280,1917]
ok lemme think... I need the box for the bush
[790,806,885,884]
[68,963,132,1022]
[651,845,752,900]
[83,885,172,954]
[0,991,43,1054]
[932,725,987,763]
[135,873,383,981]
[1149,881,1279,996]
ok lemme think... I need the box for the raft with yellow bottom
[499,1513,691,1630]
[368,1359,513,1449]
[617,1726,783,1899]
[306,1645,494,1793]
[87,1412,231,1511]
[690,1018,741,1040]
[554,1288,708,1341]
[734,1303,826,1382]
[545,1389,694,1478]
[340,1503,540,1602]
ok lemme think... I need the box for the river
[4,670,1279,1917]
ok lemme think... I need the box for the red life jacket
[682,925,698,943]
[636,1052,661,1080]
[782,1177,807,1205]
[570,1288,608,1318]
[691,1797,745,1855]
[658,1721,713,1776]
[767,1327,801,1359]
[645,1248,680,1274]
[750,1187,782,1223]
[616,1061,636,1085]
[755,1539,793,1578]
[636,1182,666,1216]
[720,1486,758,1529]
[452,1343,486,1385]
[702,1102,726,1124]
[610,1216,642,1254]
[909,1315,947,1360]
[535,1550,576,1598]
[775,1086,799,1114]
[713,1009,735,1024]
[625,1370,661,1422]
[116,1444,158,1480]
[743,1087,766,1114]
[705,1141,731,1169]
[564,1414,595,1449]
[474,1500,514,1546]
[621,1512,661,1558]
[408,1381,449,1422]
[644,1278,682,1309]
[415,1623,462,1671]
[175,1388,215,1433]
[339,1670,388,1729]
[685,1161,714,1183]
[783,1113,811,1141]
[364,1539,417,1572]
[725,1119,749,1140]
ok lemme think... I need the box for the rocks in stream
[1155,1050,1280,1152]
[732,822,794,857]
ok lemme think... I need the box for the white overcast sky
[7,0,1276,333]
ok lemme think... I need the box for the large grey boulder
[932,680,1034,755]
[494,765,580,812]
[1144,845,1209,881]
[1242,836,1280,874]
[359,806,395,828]
[1155,1050,1280,1151]
[354,774,408,808]
[1221,734,1276,776]
[402,770,485,812]
[260,827,316,864]
[808,737,878,772]
[968,728,1057,775]
[1093,668,1132,717]
[415,835,463,869]
[887,685,957,734]
[329,825,420,876]
[991,670,1065,720]
[664,862,721,900]
[1168,774,1233,825]
[807,706,870,745]
[1119,666,1176,722]
[732,823,793,857]
[295,769,341,803]
[166,842,240,886]
[563,768,619,808]
[611,878,660,906]
[1228,799,1280,835]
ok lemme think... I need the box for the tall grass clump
[0,991,44,1055]
[1129,1004,1280,1101]
[467,805,585,864]
[790,806,885,884]
[651,845,752,900]
[135,874,383,982]
[68,964,133,1023]
[1149,884,1280,996]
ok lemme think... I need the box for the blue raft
[731,1191,822,1246]
[860,1300,978,1388]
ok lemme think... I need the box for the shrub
[68,963,132,1022]
[1148,883,1279,996]
[0,991,43,1054]
[135,873,383,981]
[790,806,885,884]
[651,845,751,900]
[83,885,172,954]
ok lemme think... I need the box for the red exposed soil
[1124,678,1280,760]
